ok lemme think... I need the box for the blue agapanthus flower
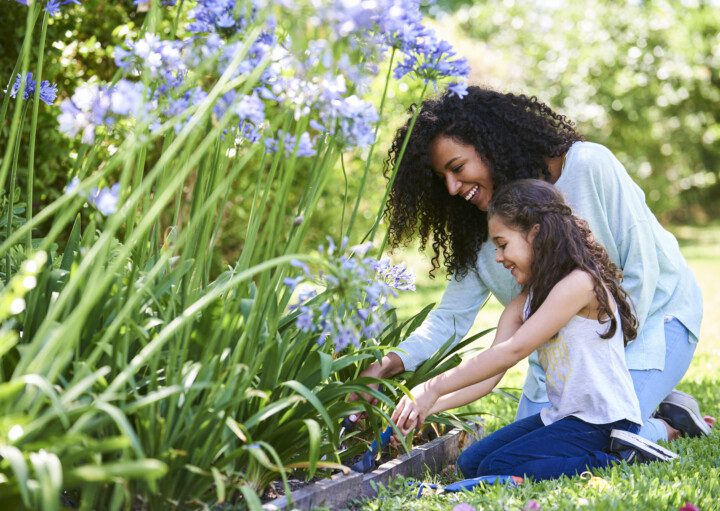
[285,238,416,352]
[57,79,148,143]
[45,0,61,15]
[64,177,120,216]
[115,32,187,84]
[9,73,57,105]
[14,0,82,13]
[88,183,121,216]
[187,0,258,34]
[448,82,469,99]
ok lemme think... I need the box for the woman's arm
[392,270,594,433]
[427,295,525,414]
[349,269,491,405]
[388,271,492,373]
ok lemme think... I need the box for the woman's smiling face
[429,135,494,211]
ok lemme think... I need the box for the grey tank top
[524,295,643,426]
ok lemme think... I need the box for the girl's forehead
[488,214,510,233]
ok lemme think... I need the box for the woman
[362,86,707,443]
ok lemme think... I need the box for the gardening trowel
[350,425,394,473]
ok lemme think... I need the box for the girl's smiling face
[429,135,494,211]
[489,214,539,285]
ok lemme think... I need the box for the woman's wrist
[364,352,405,379]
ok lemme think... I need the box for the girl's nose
[444,174,461,196]
[495,250,503,264]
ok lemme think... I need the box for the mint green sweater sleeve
[392,241,522,372]
[391,267,490,372]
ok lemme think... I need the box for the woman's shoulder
[563,141,628,189]
[568,141,618,168]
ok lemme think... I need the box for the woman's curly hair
[489,180,638,344]
[384,86,583,279]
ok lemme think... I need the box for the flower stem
[26,12,50,250]
[345,48,396,239]
[5,108,26,282]
[367,79,429,249]
[0,5,37,199]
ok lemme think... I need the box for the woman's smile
[429,135,494,211]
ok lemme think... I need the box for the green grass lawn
[357,226,720,510]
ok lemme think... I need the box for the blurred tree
[434,0,720,221]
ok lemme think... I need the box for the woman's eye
[451,165,463,173]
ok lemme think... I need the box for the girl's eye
[451,164,464,173]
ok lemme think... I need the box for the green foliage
[0,2,476,508]
[438,0,720,220]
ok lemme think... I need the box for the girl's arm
[427,295,525,415]
[392,270,594,433]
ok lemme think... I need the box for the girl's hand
[391,383,438,435]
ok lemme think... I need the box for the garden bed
[262,422,483,511]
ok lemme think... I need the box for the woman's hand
[391,383,439,435]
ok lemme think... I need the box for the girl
[361,86,709,443]
[391,180,675,481]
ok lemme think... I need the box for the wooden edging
[262,422,483,511]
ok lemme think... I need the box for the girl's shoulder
[557,270,615,319]
[557,269,594,292]
[550,270,596,309]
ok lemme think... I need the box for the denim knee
[477,452,515,477]
[456,449,479,478]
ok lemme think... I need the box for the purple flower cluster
[265,130,315,158]
[115,33,187,86]
[187,0,257,34]
[164,86,208,132]
[13,0,81,15]
[271,72,379,150]
[57,80,148,143]
[58,0,469,148]
[64,177,121,216]
[9,73,57,105]
[110,21,278,143]
[316,0,470,88]
[285,238,415,352]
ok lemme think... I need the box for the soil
[261,477,322,503]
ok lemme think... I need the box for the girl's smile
[429,135,494,211]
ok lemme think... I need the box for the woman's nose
[444,174,461,196]
[495,250,503,263]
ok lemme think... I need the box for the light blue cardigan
[392,141,703,402]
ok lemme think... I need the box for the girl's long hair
[384,86,582,279]
[488,180,638,344]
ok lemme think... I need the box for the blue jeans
[457,414,638,481]
[516,318,696,442]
